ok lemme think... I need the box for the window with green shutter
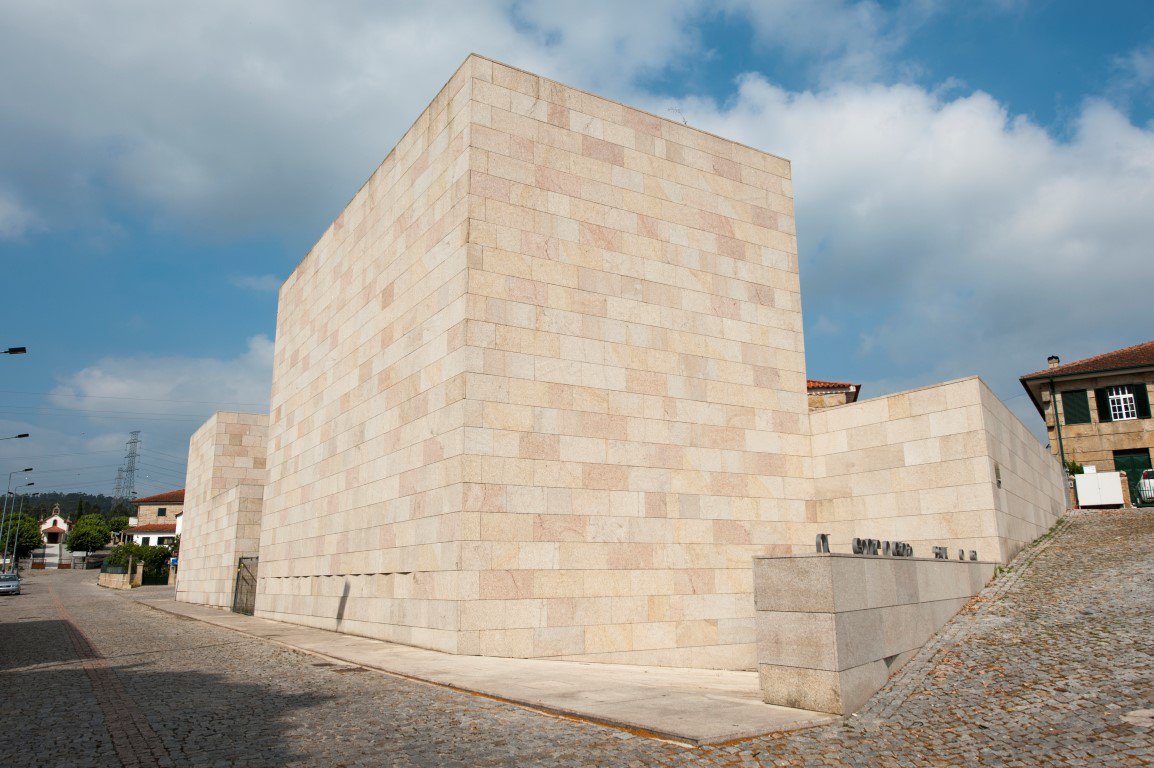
[1061,389,1091,425]
[1135,383,1151,419]
[1095,388,1113,423]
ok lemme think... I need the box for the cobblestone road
[2,510,1152,767]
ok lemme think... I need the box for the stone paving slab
[128,592,835,745]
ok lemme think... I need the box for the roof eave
[1020,361,1154,382]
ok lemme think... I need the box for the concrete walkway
[126,589,833,745]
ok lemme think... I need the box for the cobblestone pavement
[2,510,1152,767]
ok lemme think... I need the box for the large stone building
[178,55,1064,671]
[1020,340,1154,505]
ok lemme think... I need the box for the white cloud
[722,0,938,84]
[230,274,282,292]
[0,189,37,239]
[29,335,273,493]
[50,335,274,417]
[0,1,712,240]
[667,76,1154,430]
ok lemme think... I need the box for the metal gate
[1114,449,1153,506]
[232,556,258,615]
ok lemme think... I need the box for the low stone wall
[807,377,1065,564]
[753,552,995,714]
[97,571,133,590]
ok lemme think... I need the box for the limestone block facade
[808,377,1063,563]
[753,553,996,714]
[175,55,1065,672]
[177,412,268,607]
[253,54,809,670]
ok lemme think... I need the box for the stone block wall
[754,553,996,714]
[255,58,474,651]
[256,54,808,669]
[458,57,808,670]
[979,384,1067,561]
[808,377,1062,563]
[177,412,268,608]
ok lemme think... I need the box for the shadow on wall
[336,578,350,626]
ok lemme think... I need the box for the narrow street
[2,510,1152,767]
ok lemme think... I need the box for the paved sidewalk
[130,591,833,745]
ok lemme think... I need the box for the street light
[2,482,33,570]
[2,347,27,355]
[0,469,32,571]
[0,434,29,441]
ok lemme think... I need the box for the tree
[74,498,85,522]
[108,516,130,534]
[107,541,173,579]
[65,514,110,554]
[11,514,44,559]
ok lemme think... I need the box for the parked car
[0,573,20,595]
[1137,469,1154,507]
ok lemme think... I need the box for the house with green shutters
[1020,340,1154,507]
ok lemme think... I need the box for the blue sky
[2,0,1153,494]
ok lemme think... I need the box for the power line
[0,408,211,423]
[0,450,125,459]
[150,450,193,463]
[29,464,124,473]
[0,389,266,406]
[138,454,187,468]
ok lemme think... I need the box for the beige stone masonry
[808,377,1064,563]
[255,54,808,668]
[177,412,268,608]
[753,552,996,714]
[209,55,1067,672]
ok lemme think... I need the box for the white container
[1074,471,1125,507]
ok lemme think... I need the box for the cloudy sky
[2,1,1153,496]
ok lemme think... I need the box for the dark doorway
[232,556,258,616]
[1114,448,1152,506]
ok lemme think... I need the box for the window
[157,507,167,517]
[1108,386,1138,421]
[1061,390,1091,425]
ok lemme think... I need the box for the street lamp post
[0,434,29,441]
[0,468,32,572]
[4,490,30,571]
[1,482,34,571]
[2,347,27,355]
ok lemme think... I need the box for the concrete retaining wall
[753,552,995,714]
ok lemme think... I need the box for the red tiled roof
[807,379,858,390]
[42,525,66,533]
[125,523,178,534]
[1021,340,1154,379]
[130,489,185,505]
